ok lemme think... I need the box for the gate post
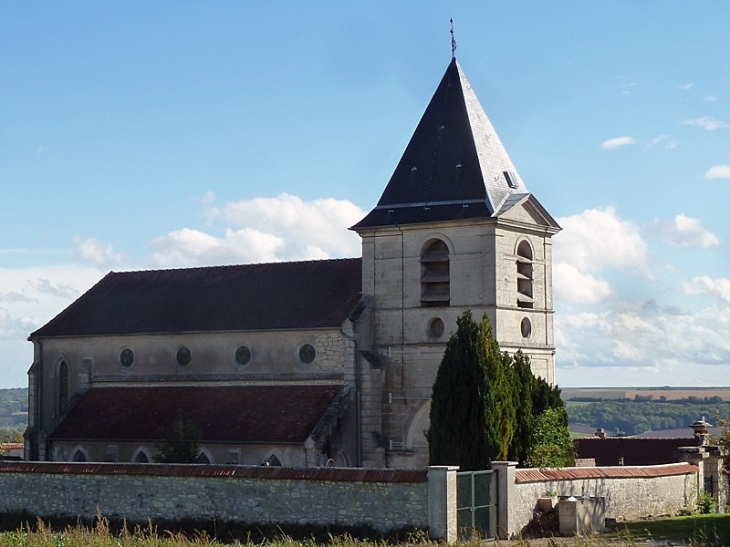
[491,461,518,539]
[427,466,459,542]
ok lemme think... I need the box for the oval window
[299,344,316,364]
[427,317,445,338]
[235,345,252,366]
[521,317,532,339]
[176,347,192,366]
[120,348,134,368]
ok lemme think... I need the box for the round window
[120,348,134,368]
[299,344,316,364]
[521,317,532,339]
[235,345,252,366]
[427,317,445,338]
[176,346,192,366]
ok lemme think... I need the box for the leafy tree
[155,409,202,463]
[426,311,501,470]
[526,407,576,468]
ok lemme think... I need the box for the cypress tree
[508,350,536,465]
[427,311,498,470]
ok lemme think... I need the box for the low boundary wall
[0,463,430,536]
[498,462,699,538]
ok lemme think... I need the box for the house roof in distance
[353,57,530,230]
[31,258,362,337]
[48,384,348,444]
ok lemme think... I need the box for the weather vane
[450,18,457,58]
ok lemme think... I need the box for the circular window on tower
[120,348,135,368]
[521,317,532,339]
[176,346,192,366]
[298,343,316,365]
[234,345,252,366]
[427,317,445,339]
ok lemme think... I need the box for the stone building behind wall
[26,56,560,468]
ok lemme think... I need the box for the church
[25,55,560,469]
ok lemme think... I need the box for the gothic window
[421,239,450,307]
[71,447,88,462]
[132,447,152,463]
[516,240,534,309]
[58,360,69,412]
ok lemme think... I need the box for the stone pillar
[492,461,518,540]
[427,465,458,542]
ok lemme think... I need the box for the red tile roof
[48,385,348,444]
[31,259,362,337]
[515,462,697,483]
[0,462,428,482]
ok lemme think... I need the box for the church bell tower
[351,56,560,468]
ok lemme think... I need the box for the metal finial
[450,18,457,58]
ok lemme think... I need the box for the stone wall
[503,463,699,537]
[0,463,428,535]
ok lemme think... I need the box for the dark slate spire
[352,58,528,230]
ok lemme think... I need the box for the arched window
[516,240,534,309]
[133,447,152,463]
[420,239,450,307]
[58,360,69,412]
[71,446,88,462]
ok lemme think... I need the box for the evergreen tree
[426,311,500,470]
[155,409,202,463]
[508,350,536,464]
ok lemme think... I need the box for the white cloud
[0,265,105,387]
[683,276,730,306]
[555,300,730,378]
[647,135,666,148]
[680,83,693,90]
[665,140,679,150]
[150,193,365,267]
[620,83,637,95]
[553,262,612,305]
[682,116,730,131]
[705,165,730,179]
[69,236,124,267]
[645,214,720,248]
[704,96,717,102]
[600,136,636,150]
[554,207,650,275]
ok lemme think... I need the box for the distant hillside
[562,387,730,402]
[0,388,28,429]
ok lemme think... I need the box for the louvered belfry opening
[421,239,450,307]
[516,240,534,309]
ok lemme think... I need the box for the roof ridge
[110,257,362,276]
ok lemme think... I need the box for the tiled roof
[0,462,428,483]
[353,58,528,230]
[515,462,697,484]
[31,259,362,337]
[48,385,348,444]
[574,437,699,467]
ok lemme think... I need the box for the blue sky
[1,2,729,388]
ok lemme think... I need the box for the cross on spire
[450,18,457,58]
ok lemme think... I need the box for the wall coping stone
[0,462,428,483]
[515,462,697,484]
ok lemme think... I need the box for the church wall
[32,326,357,458]
[49,440,308,467]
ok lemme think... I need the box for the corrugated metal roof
[515,462,697,484]
[0,462,428,483]
[31,258,362,338]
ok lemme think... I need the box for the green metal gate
[456,469,497,540]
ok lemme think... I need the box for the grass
[618,513,730,545]
[0,513,729,546]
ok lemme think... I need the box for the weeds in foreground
[2,514,730,547]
